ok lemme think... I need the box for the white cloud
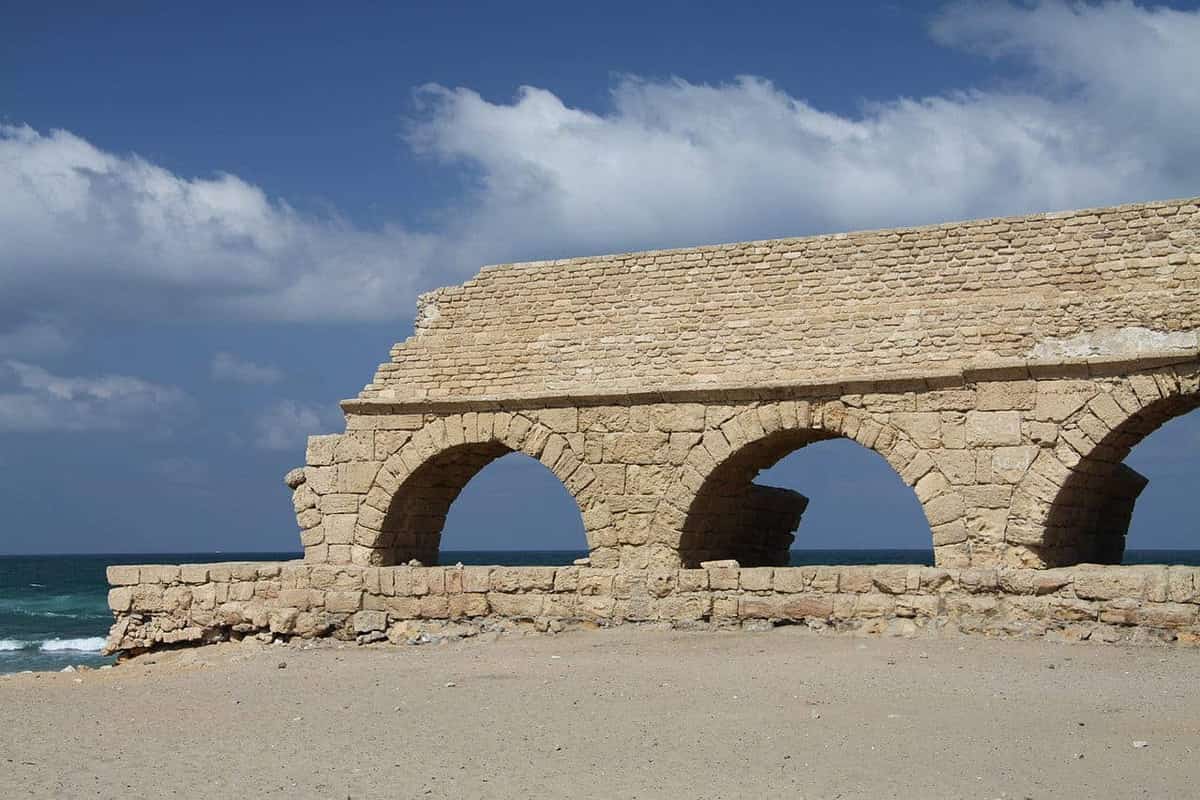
[0,360,185,432]
[253,400,327,451]
[1,1,1197,333]
[410,5,1199,256]
[211,352,283,385]
[0,124,432,324]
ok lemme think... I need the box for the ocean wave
[0,639,24,651]
[38,637,106,652]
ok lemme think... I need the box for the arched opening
[439,452,588,565]
[1044,389,1200,565]
[1122,409,1200,562]
[677,428,933,567]
[378,441,510,565]
[758,439,936,563]
[376,441,585,566]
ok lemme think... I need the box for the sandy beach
[2,627,1198,799]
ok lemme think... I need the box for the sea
[3,549,1199,674]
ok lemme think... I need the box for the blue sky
[1,0,1198,555]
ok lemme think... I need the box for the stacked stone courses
[283,197,1199,572]
[106,562,1200,653]
[108,198,1200,654]
[359,198,1199,402]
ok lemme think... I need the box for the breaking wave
[39,637,106,652]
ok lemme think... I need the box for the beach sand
[2,626,1197,799]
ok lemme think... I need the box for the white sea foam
[0,639,25,651]
[39,637,106,652]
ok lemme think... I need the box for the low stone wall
[105,561,1200,653]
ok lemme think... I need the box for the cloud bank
[0,360,185,433]
[1,0,1197,344]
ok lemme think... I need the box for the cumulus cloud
[211,352,283,385]
[410,1,1200,256]
[253,400,328,451]
[1,0,1197,334]
[0,124,433,324]
[0,360,185,433]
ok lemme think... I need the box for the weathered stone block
[487,593,545,618]
[306,434,340,466]
[449,593,489,617]
[965,411,1023,446]
[107,566,140,586]
[739,568,774,592]
[325,591,363,613]
[603,432,669,464]
[337,462,377,493]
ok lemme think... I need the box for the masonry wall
[292,360,1200,571]
[360,198,1200,402]
[105,561,1200,654]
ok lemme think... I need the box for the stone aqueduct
[285,197,1200,572]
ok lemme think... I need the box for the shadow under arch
[355,413,603,567]
[1040,383,1200,565]
[669,407,940,568]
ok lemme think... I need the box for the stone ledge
[339,352,1200,415]
[106,561,1200,654]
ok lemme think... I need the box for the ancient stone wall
[282,197,1200,573]
[105,561,1200,654]
[291,360,1200,571]
[360,198,1199,402]
[104,199,1200,657]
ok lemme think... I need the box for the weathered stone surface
[106,562,1200,655]
[213,200,1200,575]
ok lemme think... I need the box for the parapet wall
[362,198,1199,402]
[106,561,1200,653]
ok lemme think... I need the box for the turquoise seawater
[3,549,1198,673]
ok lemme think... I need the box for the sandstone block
[352,610,388,633]
[649,403,706,432]
[304,465,337,495]
[108,587,133,612]
[739,568,774,592]
[107,566,140,586]
[487,593,545,618]
[449,593,489,618]
[462,567,491,593]
[676,569,709,592]
[323,514,357,545]
[706,565,740,591]
[337,462,377,493]
[418,596,450,619]
[965,411,1023,446]
[977,381,1036,411]
[325,591,363,613]
[890,412,941,448]
[603,432,669,464]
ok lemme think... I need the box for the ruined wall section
[360,199,1200,402]
[106,561,1200,654]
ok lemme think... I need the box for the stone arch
[650,400,961,568]
[1011,364,1200,567]
[352,411,608,566]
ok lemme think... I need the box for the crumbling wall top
[359,198,1200,404]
